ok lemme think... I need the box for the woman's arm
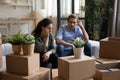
[43,33,56,62]
[42,50,53,62]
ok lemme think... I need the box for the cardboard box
[52,69,64,80]
[0,71,2,80]
[1,71,41,80]
[94,62,120,80]
[52,77,64,80]
[109,37,120,41]
[0,33,2,68]
[6,54,39,76]
[96,58,120,64]
[83,78,94,80]
[39,67,50,80]
[100,37,120,59]
[1,67,50,80]
[0,33,1,44]
[0,45,2,68]
[58,56,96,80]
[52,69,58,80]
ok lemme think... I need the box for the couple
[32,14,92,69]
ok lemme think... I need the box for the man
[55,14,92,57]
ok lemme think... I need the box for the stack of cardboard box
[95,59,120,80]
[1,51,50,80]
[94,37,120,80]
[58,55,96,80]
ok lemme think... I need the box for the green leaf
[21,34,35,44]
[73,37,85,48]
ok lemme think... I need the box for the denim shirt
[55,24,83,50]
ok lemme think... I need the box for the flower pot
[22,44,35,55]
[12,45,22,55]
[73,47,84,59]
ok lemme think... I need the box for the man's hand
[71,43,75,48]
[77,20,89,42]
[78,20,84,29]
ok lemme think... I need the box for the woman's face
[42,23,53,37]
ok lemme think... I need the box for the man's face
[68,18,77,30]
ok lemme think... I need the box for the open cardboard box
[100,37,120,59]
[94,62,120,80]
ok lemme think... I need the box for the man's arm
[55,38,74,48]
[55,25,74,48]
[78,21,89,43]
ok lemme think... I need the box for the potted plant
[21,34,35,55]
[73,37,85,59]
[3,31,22,55]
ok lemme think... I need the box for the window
[57,0,85,28]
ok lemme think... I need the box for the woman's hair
[32,18,52,35]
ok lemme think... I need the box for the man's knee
[85,42,92,48]
[56,45,65,57]
[84,42,92,56]
[57,45,64,49]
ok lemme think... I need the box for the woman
[32,18,58,68]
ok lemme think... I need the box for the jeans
[56,45,73,57]
[56,42,92,57]
[84,42,92,56]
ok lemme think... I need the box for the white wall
[0,0,35,35]
[0,0,58,36]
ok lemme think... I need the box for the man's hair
[67,14,78,21]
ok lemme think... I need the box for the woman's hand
[42,51,52,62]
